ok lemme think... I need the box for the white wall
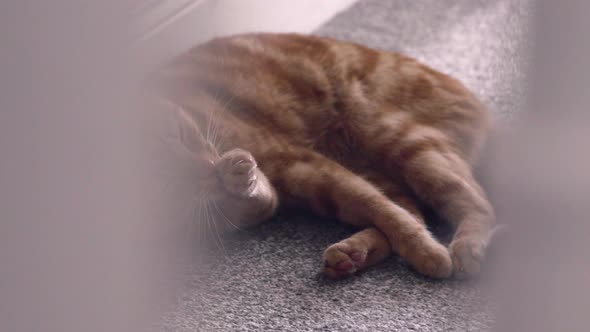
[137,0,357,65]
[195,0,358,36]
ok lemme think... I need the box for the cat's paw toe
[322,242,367,279]
[217,149,257,195]
[449,237,486,279]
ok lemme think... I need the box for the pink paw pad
[336,260,354,271]
[323,245,368,279]
[350,252,364,262]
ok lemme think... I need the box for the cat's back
[161,33,400,136]
[159,33,369,144]
[159,33,488,159]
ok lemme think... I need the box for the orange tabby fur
[152,33,495,279]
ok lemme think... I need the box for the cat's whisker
[220,93,236,112]
[211,118,230,152]
[195,196,206,245]
[210,204,228,255]
[211,88,222,106]
[206,108,215,144]
[210,129,221,151]
[207,89,223,141]
[213,201,242,231]
[205,200,227,255]
[213,126,228,151]
[200,196,212,250]
[209,113,222,149]
[201,198,214,257]
[207,126,217,149]
[209,94,235,150]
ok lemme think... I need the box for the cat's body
[153,33,495,279]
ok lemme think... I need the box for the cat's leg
[263,149,452,278]
[407,152,493,279]
[323,171,425,278]
[216,148,278,228]
[371,123,495,278]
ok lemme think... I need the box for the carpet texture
[162,1,531,331]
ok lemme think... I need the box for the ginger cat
[152,33,495,279]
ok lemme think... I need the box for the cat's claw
[217,148,258,196]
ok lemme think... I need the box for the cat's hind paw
[449,236,488,279]
[402,236,453,279]
[322,241,368,279]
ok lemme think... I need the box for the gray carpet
[162,1,530,331]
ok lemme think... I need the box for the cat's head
[154,98,263,233]
[164,101,225,195]
[174,104,221,177]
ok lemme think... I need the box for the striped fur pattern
[154,33,495,279]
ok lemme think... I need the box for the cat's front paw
[216,148,258,196]
[449,236,486,279]
[323,240,368,279]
